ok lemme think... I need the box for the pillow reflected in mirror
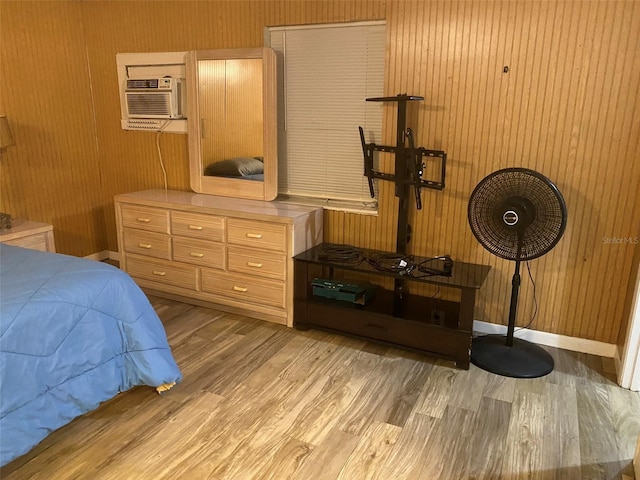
[204,157,264,179]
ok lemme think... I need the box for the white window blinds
[267,22,386,207]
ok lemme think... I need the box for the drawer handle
[152,270,166,276]
[138,243,152,249]
[247,262,263,268]
[233,286,248,292]
[136,217,151,223]
[190,252,204,258]
[188,225,204,230]
[246,233,262,239]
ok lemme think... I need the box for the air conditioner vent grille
[126,92,173,118]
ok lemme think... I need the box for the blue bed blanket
[0,244,182,466]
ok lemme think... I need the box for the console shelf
[293,243,491,369]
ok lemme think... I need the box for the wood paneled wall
[0,1,106,256]
[0,1,638,344]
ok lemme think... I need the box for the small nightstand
[0,219,56,253]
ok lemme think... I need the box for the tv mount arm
[359,94,448,315]
[360,126,446,210]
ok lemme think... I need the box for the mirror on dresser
[186,47,278,201]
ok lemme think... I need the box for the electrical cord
[474,260,539,339]
[156,120,171,191]
[515,260,538,332]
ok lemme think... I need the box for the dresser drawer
[201,269,285,309]
[123,229,171,260]
[227,218,287,253]
[227,246,286,281]
[173,237,225,269]
[121,205,169,233]
[171,211,225,241]
[127,255,198,291]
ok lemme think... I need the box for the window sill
[276,195,378,216]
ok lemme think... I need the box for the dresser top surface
[115,190,323,222]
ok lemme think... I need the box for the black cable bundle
[365,252,415,275]
[318,244,364,266]
[318,244,452,277]
[411,256,453,278]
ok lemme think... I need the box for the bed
[0,244,182,466]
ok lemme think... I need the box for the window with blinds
[266,22,386,211]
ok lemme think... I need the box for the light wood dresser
[0,219,56,252]
[115,189,323,326]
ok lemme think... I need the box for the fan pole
[506,237,524,347]
[470,230,554,378]
[506,259,521,347]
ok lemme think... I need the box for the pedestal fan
[468,167,567,378]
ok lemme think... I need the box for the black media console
[293,243,491,369]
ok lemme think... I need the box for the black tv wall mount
[358,94,448,316]
[360,94,446,210]
[359,94,447,252]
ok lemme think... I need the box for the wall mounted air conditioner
[116,51,188,133]
[125,78,183,119]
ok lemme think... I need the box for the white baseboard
[108,250,120,262]
[473,320,617,358]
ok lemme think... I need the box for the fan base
[471,335,554,378]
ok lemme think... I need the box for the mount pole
[393,98,410,316]
[364,95,426,316]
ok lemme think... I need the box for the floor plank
[373,412,437,480]
[411,361,459,419]
[577,381,623,480]
[466,397,511,479]
[543,383,581,480]
[501,388,547,480]
[336,421,402,480]
[416,405,478,479]
[291,429,359,480]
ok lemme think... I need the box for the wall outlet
[431,310,445,325]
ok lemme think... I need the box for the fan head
[468,168,567,261]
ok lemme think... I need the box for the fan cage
[468,168,567,261]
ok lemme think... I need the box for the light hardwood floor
[2,296,639,480]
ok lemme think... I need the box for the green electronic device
[311,278,376,305]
